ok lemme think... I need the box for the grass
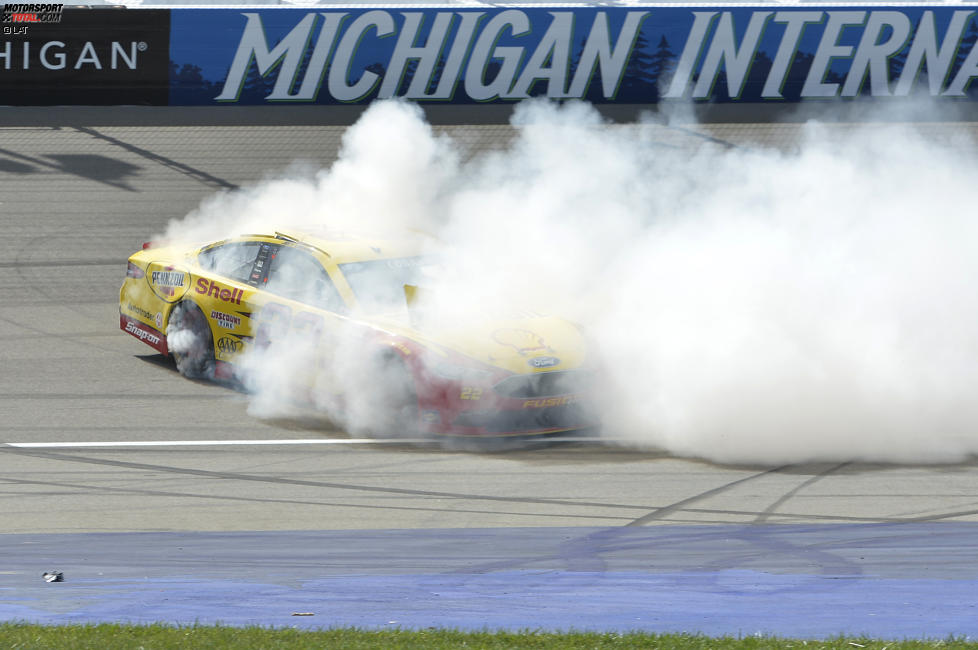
[0,625,975,649]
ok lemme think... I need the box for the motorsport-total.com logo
[2,3,63,23]
[2,2,61,34]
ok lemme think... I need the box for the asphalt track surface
[1,119,978,636]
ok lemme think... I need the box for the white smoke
[163,98,978,465]
[161,100,455,245]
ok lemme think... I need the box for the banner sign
[1,7,976,106]
[169,6,978,106]
[0,7,170,105]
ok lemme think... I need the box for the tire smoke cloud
[163,99,978,465]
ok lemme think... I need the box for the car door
[193,239,270,361]
[251,243,348,349]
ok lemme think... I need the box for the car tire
[356,353,419,437]
[167,301,215,380]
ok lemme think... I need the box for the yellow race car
[120,231,597,437]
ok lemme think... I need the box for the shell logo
[492,328,553,357]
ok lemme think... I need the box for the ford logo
[528,356,560,369]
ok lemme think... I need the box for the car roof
[239,230,429,265]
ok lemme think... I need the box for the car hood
[370,312,589,375]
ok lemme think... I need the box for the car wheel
[167,301,215,380]
[352,353,419,437]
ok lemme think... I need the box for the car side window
[265,245,345,312]
[198,241,263,285]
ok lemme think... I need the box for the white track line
[3,437,609,449]
[5,439,429,448]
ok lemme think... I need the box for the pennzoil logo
[146,266,189,303]
[1,3,62,24]
[151,271,185,288]
[150,269,187,299]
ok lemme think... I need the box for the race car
[120,231,597,437]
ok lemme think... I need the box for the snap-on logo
[125,321,160,345]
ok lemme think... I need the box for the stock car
[119,231,597,437]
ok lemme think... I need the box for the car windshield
[339,257,440,314]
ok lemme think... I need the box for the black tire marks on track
[0,474,625,525]
[625,465,789,526]
[752,462,850,524]
[443,461,966,579]
[0,445,660,514]
[10,447,965,525]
